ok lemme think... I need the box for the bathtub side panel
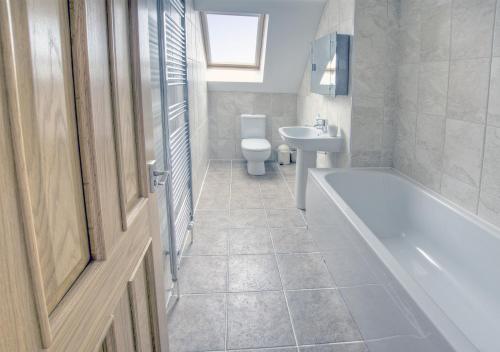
[306,175,455,351]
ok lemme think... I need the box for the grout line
[262,179,300,351]
[476,0,499,214]
[172,283,388,298]
[224,161,235,351]
[193,159,212,214]
[436,0,455,193]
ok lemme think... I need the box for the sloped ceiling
[194,0,327,93]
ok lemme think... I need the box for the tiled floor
[167,160,443,352]
[168,160,368,352]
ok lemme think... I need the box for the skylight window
[201,12,266,68]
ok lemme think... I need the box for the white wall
[186,0,210,202]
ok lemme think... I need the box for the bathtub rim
[307,167,491,352]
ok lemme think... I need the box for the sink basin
[278,126,343,210]
[278,126,343,152]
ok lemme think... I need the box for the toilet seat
[241,138,271,152]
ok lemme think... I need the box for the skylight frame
[200,11,266,69]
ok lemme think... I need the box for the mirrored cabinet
[311,32,350,97]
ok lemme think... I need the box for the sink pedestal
[278,126,343,210]
[295,149,317,209]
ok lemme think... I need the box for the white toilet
[240,114,271,175]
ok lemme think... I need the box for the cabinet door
[0,0,168,351]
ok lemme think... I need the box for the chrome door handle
[154,170,169,186]
[148,160,169,193]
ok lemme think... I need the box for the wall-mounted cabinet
[311,32,350,97]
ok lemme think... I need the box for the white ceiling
[194,0,327,94]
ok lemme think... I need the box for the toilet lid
[241,138,271,151]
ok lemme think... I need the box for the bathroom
[0,0,499,351]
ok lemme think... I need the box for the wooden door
[0,0,168,351]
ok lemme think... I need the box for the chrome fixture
[314,116,329,134]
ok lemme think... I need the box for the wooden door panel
[22,0,90,314]
[128,241,159,352]
[72,0,123,254]
[0,0,168,350]
[0,31,43,351]
[108,0,148,230]
[113,291,136,352]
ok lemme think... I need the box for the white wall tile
[397,64,419,112]
[442,119,485,188]
[450,0,496,60]
[413,113,446,190]
[392,0,500,225]
[208,91,297,161]
[494,1,500,57]
[488,57,500,127]
[441,173,479,212]
[478,127,500,227]
[420,3,451,62]
[418,62,449,116]
[479,127,500,223]
[447,58,490,124]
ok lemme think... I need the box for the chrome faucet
[313,115,328,134]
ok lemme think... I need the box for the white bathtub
[306,168,500,352]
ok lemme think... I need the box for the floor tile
[230,209,268,228]
[277,253,334,290]
[184,228,229,256]
[228,255,281,292]
[230,228,273,255]
[194,210,231,229]
[271,228,317,253]
[286,289,362,345]
[227,291,295,349]
[230,192,264,209]
[279,164,296,177]
[267,209,306,228]
[178,256,227,294]
[259,175,286,186]
[366,335,453,352]
[231,160,247,168]
[168,294,226,352]
[323,251,376,287]
[231,177,261,188]
[260,183,291,197]
[209,160,232,170]
[263,194,296,209]
[231,183,261,195]
[204,172,231,185]
[340,285,419,340]
[197,194,230,210]
[265,162,280,173]
[200,183,231,197]
[299,342,368,352]
[232,349,297,352]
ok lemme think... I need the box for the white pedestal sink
[279,126,343,209]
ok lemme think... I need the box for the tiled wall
[349,1,398,167]
[297,0,355,167]
[186,0,209,202]
[207,91,297,160]
[393,0,500,228]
